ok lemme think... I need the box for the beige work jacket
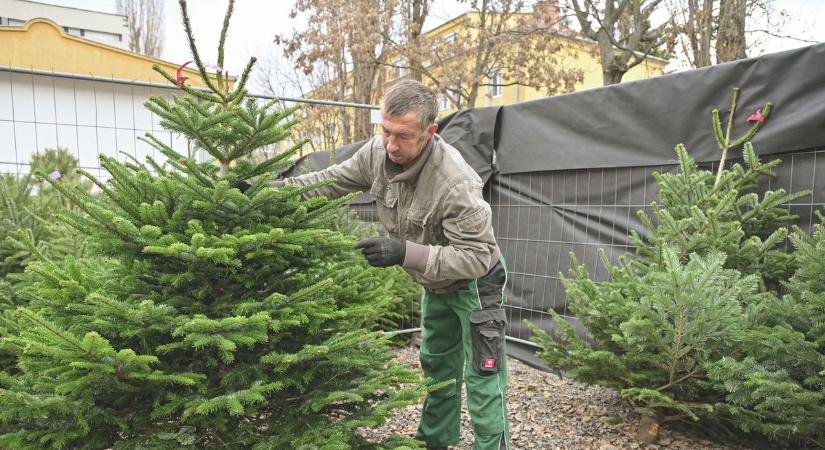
[283,134,499,292]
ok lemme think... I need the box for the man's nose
[386,135,399,151]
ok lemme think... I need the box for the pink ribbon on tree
[747,109,766,123]
[176,61,224,87]
[48,170,62,180]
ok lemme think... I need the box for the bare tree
[715,0,747,62]
[399,0,432,82]
[250,50,345,158]
[277,0,397,142]
[669,0,714,67]
[117,0,164,57]
[274,0,582,142]
[567,0,668,85]
[393,0,583,110]
[666,0,785,68]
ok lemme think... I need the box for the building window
[84,29,122,42]
[7,18,26,27]
[394,59,406,78]
[64,26,84,36]
[488,68,502,98]
[438,95,449,111]
[444,32,456,46]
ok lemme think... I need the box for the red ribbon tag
[176,60,193,87]
[747,109,766,123]
[175,61,223,88]
[484,358,496,369]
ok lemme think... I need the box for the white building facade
[0,0,128,49]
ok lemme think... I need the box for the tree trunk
[603,67,625,85]
[351,54,377,141]
[405,0,430,82]
[596,30,625,85]
[686,0,714,67]
[716,0,747,63]
[635,414,661,444]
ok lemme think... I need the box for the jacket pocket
[469,308,506,376]
[456,207,489,234]
[371,182,398,234]
[405,200,433,241]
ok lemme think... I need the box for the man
[275,80,509,450]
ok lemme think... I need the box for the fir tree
[0,148,90,278]
[527,90,810,443]
[329,208,421,341]
[0,1,431,448]
[705,212,825,447]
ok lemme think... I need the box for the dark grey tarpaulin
[285,42,825,187]
[280,43,825,368]
[496,43,825,174]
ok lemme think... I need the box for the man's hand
[233,179,287,194]
[354,237,405,268]
[232,179,251,193]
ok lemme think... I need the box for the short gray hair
[382,80,438,131]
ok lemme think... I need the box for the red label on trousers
[484,358,496,368]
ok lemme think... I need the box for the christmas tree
[0,148,89,278]
[0,1,430,448]
[528,90,811,443]
[706,212,825,446]
[329,208,422,341]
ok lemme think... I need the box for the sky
[32,0,825,93]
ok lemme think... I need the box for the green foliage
[0,149,90,278]
[0,1,427,448]
[704,212,825,446]
[328,207,422,341]
[527,104,815,444]
[530,246,758,424]
[633,144,806,291]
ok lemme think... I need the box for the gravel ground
[360,345,759,450]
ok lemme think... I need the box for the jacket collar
[384,134,436,184]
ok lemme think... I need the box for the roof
[0,18,228,87]
[9,0,125,18]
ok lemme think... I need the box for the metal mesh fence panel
[0,68,189,181]
[2,67,824,347]
[491,149,825,344]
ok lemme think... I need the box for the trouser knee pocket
[420,345,463,398]
[469,308,506,376]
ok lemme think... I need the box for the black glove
[232,179,251,193]
[233,179,287,193]
[354,237,406,268]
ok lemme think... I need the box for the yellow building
[0,18,227,172]
[0,17,219,87]
[397,11,667,116]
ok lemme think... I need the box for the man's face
[381,109,438,167]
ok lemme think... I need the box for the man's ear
[428,123,438,137]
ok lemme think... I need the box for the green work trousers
[415,259,509,450]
